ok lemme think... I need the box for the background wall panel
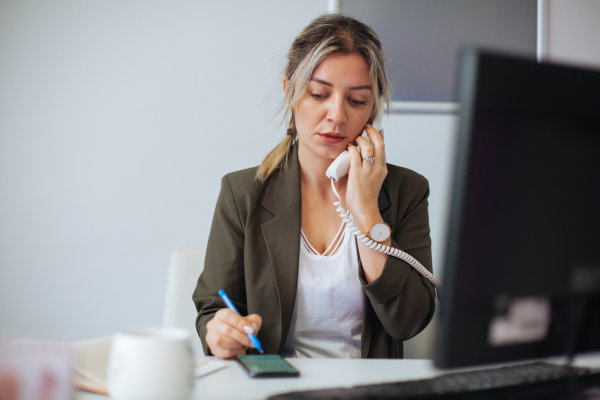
[342,0,537,101]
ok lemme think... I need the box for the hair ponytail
[255,134,294,182]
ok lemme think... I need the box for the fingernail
[251,322,258,331]
[243,325,255,335]
[365,123,372,128]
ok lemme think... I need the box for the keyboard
[268,362,600,400]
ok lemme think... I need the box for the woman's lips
[318,133,345,144]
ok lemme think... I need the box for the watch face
[369,223,391,242]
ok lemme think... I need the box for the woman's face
[292,53,375,161]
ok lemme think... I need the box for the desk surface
[76,354,600,400]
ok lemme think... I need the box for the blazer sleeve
[358,176,436,341]
[192,175,248,356]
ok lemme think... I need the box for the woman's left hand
[345,124,387,233]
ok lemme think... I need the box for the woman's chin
[318,146,347,160]
[315,141,349,157]
[299,138,348,161]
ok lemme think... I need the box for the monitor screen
[435,49,600,368]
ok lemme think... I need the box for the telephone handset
[325,104,442,294]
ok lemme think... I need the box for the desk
[76,354,600,400]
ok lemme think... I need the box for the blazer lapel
[260,145,301,354]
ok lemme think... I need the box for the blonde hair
[255,13,392,182]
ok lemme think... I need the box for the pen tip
[260,350,264,354]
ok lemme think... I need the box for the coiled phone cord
[331,179,442,292]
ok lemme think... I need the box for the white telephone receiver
[325,103,442,294]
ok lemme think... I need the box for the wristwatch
[366,221,391,242]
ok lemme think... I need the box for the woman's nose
[326,97,347,126]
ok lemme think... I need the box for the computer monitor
[434,49,600,369]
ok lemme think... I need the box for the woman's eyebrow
[310,78,372,90]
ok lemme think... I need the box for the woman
[193,14,435,359]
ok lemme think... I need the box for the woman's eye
[351,98,367,106]
[311,93,325,100]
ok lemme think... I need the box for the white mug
[107,327,194,400]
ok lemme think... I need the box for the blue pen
[218,289,264,353]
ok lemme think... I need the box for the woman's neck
[297,141,345,192]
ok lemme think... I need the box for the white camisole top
[282,221,363,358]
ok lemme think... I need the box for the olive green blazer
[193,145,436,358]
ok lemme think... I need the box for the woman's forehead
[310,53,371,89]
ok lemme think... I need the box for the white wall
[548,0,600,68]
[0,0,327,340]
[383,113,458,359]
[0,1,458,361]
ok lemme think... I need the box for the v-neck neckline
[300,220,348,259]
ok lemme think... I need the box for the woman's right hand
[205,309,262,359]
